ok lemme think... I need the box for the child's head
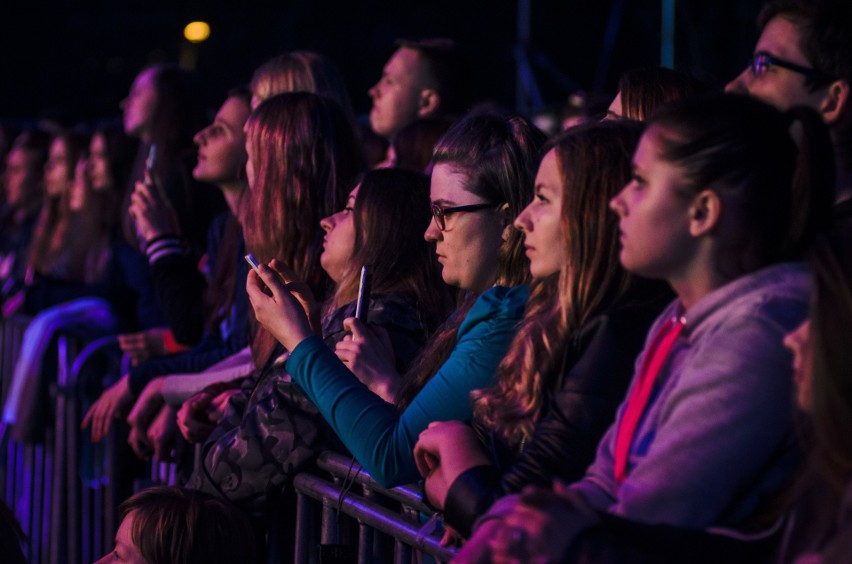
[95,487,255,564]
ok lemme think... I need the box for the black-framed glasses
[749,51,837,84]
[430,202,496,231]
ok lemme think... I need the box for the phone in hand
[144,144,157,185]
[244,253,262,275]
[355,265,372,322]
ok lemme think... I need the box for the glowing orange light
[184,21,211,43]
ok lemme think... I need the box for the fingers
[342,317,367,341]
[128,425,153,459]
[126,390,162,428]
[256,263,289,298]
[268,258,299,283]
[83,396,116,443]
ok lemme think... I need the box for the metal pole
[661,0,675,67]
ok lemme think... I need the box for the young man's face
[725,16,829,112]
[368,47,433,139]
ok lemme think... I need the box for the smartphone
[354,265,372,322]
[144,144,157,185]
[244,253,262,275]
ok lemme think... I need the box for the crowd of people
[1,0,851,562]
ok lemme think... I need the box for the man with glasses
[726,0,852,206]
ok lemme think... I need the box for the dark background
[0,0,765,125]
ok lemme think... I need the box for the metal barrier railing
[1,317,459,563]
[292,451,457,563]
[0,317,127,564]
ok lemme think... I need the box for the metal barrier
[292,451,457,563]
[0,317,129,564]
[1,316,459,563]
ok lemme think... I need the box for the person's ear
[820,79,851,126]
[417,89,441,118]
[498,203,513,242]
[688,190,721,237]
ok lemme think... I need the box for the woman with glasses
[248,113,543,487]
[413,121,671,539]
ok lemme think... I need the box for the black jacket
[444,280,672,537]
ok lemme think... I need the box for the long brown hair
[28,131,89,279]
[329,168,454,332]
[395,113,545,410]
[472,121,643,448]
[242,92,360,362]
[809,230,852,491]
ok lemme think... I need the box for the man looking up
[368,38,470,140]
[726,0,852,207]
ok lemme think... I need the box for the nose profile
[424,216,441,242]
[513,207,531,233]
[320,215,334,233]
[724,69,750,94]
[609,190,627,217]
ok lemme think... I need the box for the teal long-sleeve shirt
[285,285,528,487]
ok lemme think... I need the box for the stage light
[184,21,210,43]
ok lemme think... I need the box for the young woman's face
[93,510,146,564]
[320,185,359,284]
[784,319,814,411]
[609,126,696,281]
[424,163,506,292]
[514,149,566,279]
[193,96,250,188]
[87,134,111,191]
[121,68,159,139]
[44,138,71,198]
[4,147,39,208]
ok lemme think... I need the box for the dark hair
[5,129,51,210]
[147,64,208,154]
[395,38,473,116]
[648,93,834,274]
[390,116,455,173]
[617,67,710,121]
[93,121,139,195]
[808,229,852,490]
[758,0,852,90]
[28,130,90,279]
[203,90,252,333]
[226,85,252,107]
[121,64,209,246]
[118,486,256,564]
[395,113,545,410]
[331,168,454,333]
[473,121,644,446]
